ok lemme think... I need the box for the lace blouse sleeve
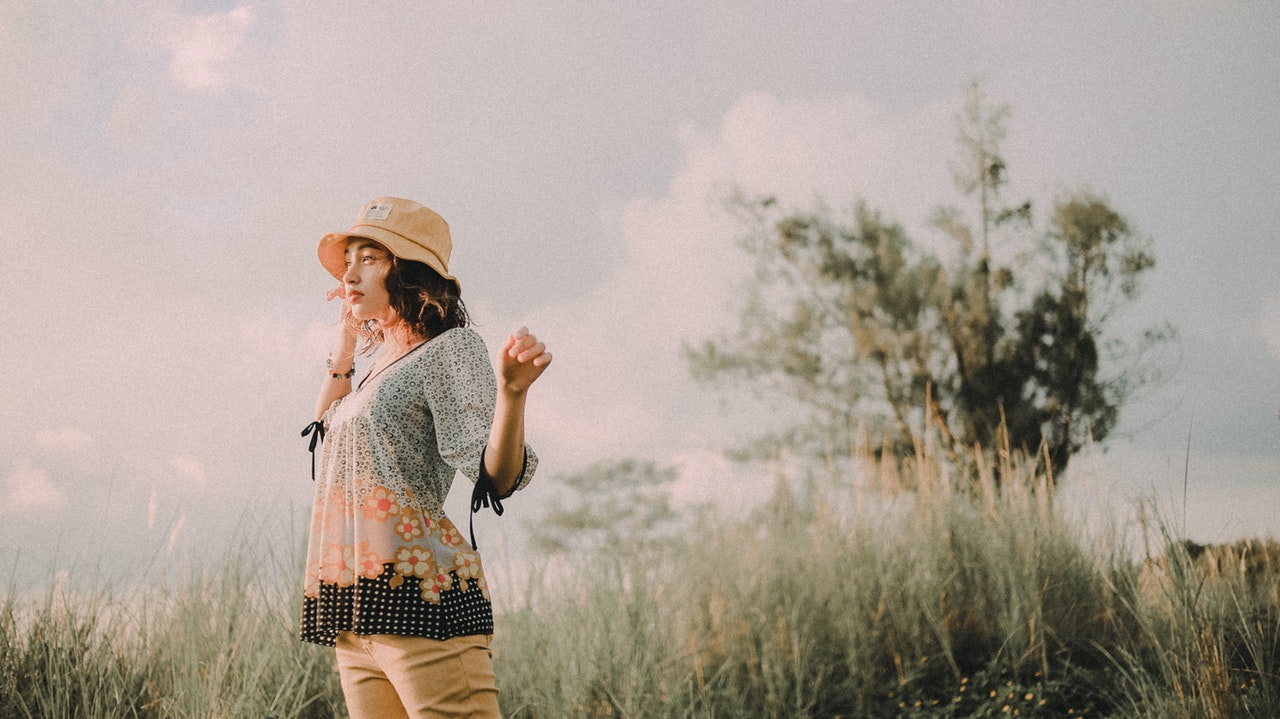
[422,328,538,491]
[321,396,344,426]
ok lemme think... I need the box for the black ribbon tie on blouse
[469,477,504,550]
[301,421,325,482]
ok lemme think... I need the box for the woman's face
[343,239,395,323]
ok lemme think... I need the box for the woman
[301,197,550,718]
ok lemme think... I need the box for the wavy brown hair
[347,250,470,352]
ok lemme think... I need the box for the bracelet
[326,354,356,379]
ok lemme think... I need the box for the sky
[2,1,1278,587]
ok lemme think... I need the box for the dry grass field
[3,445,1276,718]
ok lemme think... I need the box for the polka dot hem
[302,566,494,647]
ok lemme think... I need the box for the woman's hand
[498,326,552,396]
[327,284,353,322]
[327,285,358,354]
[314,285,358,421]
[485,326,551,496]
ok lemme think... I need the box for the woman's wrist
[498,382,530,403]
[326,353,356,378]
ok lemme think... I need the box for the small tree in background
[525,458,683,555]
[685,81,1174,487]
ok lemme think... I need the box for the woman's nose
[342,264,359,284]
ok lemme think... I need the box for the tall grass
[2,445,1276,718]
[495,444,1279,718]
[0,526,344,718]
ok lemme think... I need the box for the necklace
[373,342,412,374]
[359,333,429,391]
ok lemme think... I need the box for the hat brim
[318,226,459,289]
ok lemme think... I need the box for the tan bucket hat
[318,197,459,290]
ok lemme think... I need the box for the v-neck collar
[357,339,429,392]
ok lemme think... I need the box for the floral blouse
[300,327,537,647]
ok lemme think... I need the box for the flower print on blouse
[300,327,537,647]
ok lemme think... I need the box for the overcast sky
[3,1,1278,586]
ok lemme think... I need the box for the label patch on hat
[363,203,393,221]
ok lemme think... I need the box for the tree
[525,458,683,555]
[685,82,1173,486]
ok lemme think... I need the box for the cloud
[523,91,958,475]
[169,454,207,487]
[674,92,958,236]
[3,460,67,512]
[113,3,257,92]
[238,316,335,371]
[34,426,93,453]
[167,6,254,90]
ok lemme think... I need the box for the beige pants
[334,632,501,719]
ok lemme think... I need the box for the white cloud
[675,92,958,237]
[168,6,254,90]
[169,454,207,487]
[34,426,93,453]
[523,91,960,476]
[683,92,881,200]
[123,4,256,91]
[3,460,67,512]
[238,316,334,370]
[524,378,663,466]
